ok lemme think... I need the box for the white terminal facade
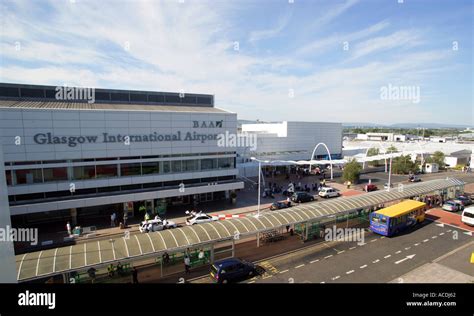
[237,121,343,177]
[0,83,243,226]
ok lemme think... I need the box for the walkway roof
[15,178,464,282]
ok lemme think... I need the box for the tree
[391,155,419,174]
[426,151,446,169]
[386,145,398,153]
[343,159,362,183]
[367,148,381,167]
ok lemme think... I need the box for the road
[244,221,473,283]
[190,219,473,284]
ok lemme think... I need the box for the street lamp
[250,157,269,217]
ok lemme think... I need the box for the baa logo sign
[193,120,223,128]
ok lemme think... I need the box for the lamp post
[250,157,269,217]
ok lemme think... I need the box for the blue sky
[0,0,472,125]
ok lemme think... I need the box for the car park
[185,211,218,225]
[318,187,340,198]
[461,206,474,226]
[291,191,315,203]
[270,201,291,210]
[442,200,464,212]
[210,258,262,283]
[139,218,177,233]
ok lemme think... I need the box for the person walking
[66,221,72,236]
[123,211,128,228]
[132,267,139,284]
[184,255,191,274]
[110,213,116,227]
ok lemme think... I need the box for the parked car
[454,195,473,206]
[139,218,177,233]
[365,184,378,192]
[461,206,474,226]
[442,200,464,212]
[291,192,315,203]
[270,201,290,210]
[318,187,340,198]
[210,258,262,284]
[185,211,218,225]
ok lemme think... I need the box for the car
[454,195,472,206]
[185,211,218,225]
[408,176,421,182]
[291,191,315,203]
[210,258,262,284]
[442,200,464,212]
[139,218,177,233]
[270,201,290,210]
[318,187,340,198]
[461,206,474,226]
[365,184,378,192]
[383,183,394,190]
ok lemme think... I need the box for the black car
[270,201,290,210]
[291,192,315,203]
[210,258,263,284]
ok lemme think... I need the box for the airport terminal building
[0,83,243,227]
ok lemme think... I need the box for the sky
[0,0,472,126]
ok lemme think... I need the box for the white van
[318,187,340,198]
[461,206,474,226]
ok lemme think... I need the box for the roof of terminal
[0,99,230,113]
[14,178,465,282]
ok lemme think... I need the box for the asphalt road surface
[241,220,473,283]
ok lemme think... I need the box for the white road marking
[320,281,325,284]
[395,250,402,254]
[439,232,444,236]
[384,255,391,259]
[395,254,416,265]
[349,246,356,250]
[423,239,429,243]
[279,269,289,274]
[447,229,452,232]
[248,281,255,284]
[324,255,333,259]
[463,231,473,236]
[346,270,354,275]
[435,223,445,228]
[360,265,368,269]
[332,276,340,280]
[263,275,273,279]
[414,243,420,246]
[337,250,345,254]
[373,259,380,263]
[405,247,411,250]
[371,239,377,242]
[310,259,320,264]
[431,236,437,239]
[295,264,305,269]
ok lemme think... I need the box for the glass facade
[6,154,236,186]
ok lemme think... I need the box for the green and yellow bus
[370,200,426,236]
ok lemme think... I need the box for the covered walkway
[16,178,465,282]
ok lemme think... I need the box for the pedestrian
[107,264,115,277]
[198,249,205,260]
[163,252,170,265]
[66,221,72,236]
[117,262,123,276]
[123,211,128,228]
[286,225,290,233]
[87,267,97,283]
[184,255,191,273]
[111,212,116,227]
[132,267,139,284]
